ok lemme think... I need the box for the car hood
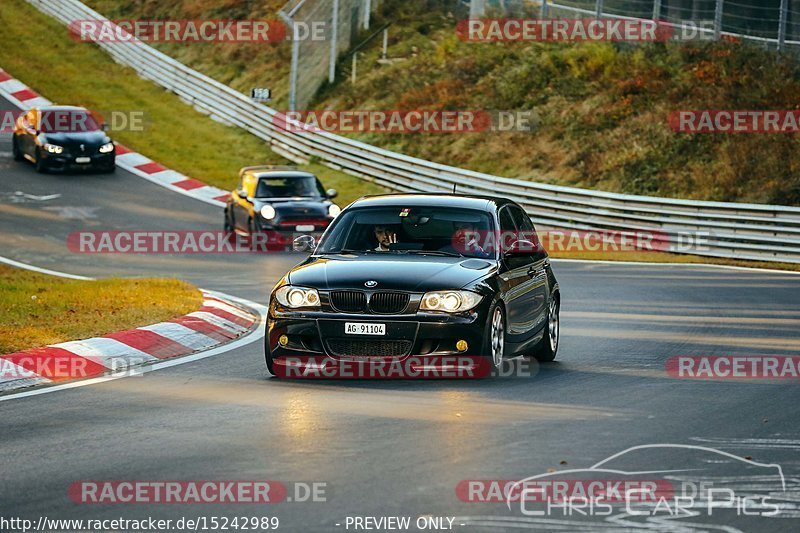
[255,198,330,217]
[42,131,110,147]
[288,255,495,291]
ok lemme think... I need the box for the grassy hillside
[84,0,800,206]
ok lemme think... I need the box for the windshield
[316,206,495,258]
[40,110,101,133]
[255,176,325,198]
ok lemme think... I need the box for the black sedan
[266,193,560,377]
[224,166,340,249]
[12,106,115,173]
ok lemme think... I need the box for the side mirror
[101,123,110,132]
[326,188,338,199]
[292,234,317,253]
[235,189,247,199]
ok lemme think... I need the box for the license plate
[345,322,385,336]
[75,157,91,164]
[296,224,315,232]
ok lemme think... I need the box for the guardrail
[27,0,800,264]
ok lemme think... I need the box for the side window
[509,205,540,251]
[499,207,517,233]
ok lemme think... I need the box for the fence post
[542,0,549,18]
[329,0,340,83]
[351,53,358,84]
[652,0,661,20]
[280,12,299,112]
[363,0,371,30]
[595,0,604,18]
[470,0,486,18]
[714,0,723,40]
[778,0,788,51]
[382,27,389,60]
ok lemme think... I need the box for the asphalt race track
[1,93,800,532]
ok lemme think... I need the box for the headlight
[99,142,114,153]
[260,205,276,220]
[328,204,341,218]
[275,286,320,309]
[420,290,482,313]
[44,143,63,154]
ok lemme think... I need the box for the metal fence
[468,0,800,51]
[26,0,800,263]
[280,0,380,110]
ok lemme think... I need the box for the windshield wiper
[335,249,379,255]
[402,250,462,257]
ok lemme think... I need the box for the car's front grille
[369,292,410,314]
[326,338,412,358]
[330,290,367,312]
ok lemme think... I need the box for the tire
[34,148,47,173]
[532,294,560,362]
[223,209,233,233]
[265,338,278,377]
[482,301,506,370]
[12,136,23,162]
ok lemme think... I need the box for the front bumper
[267,305,490,361]
[40,150,115,171]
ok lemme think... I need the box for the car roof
[349,193,514,212]
[38,105,89,112]
[253,171,318,180]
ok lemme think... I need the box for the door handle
[528,266,544,277]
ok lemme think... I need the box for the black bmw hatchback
[266,194,560,376]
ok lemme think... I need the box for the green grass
[0,0,384,206]
[0,266,202,354]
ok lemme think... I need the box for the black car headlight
[275,286,320,309]
[420,290,482,313]
[99,142,114,154]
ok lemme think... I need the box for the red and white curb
[0,67,229,207]
[0,289,260,395]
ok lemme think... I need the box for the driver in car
[373,225,398,251]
